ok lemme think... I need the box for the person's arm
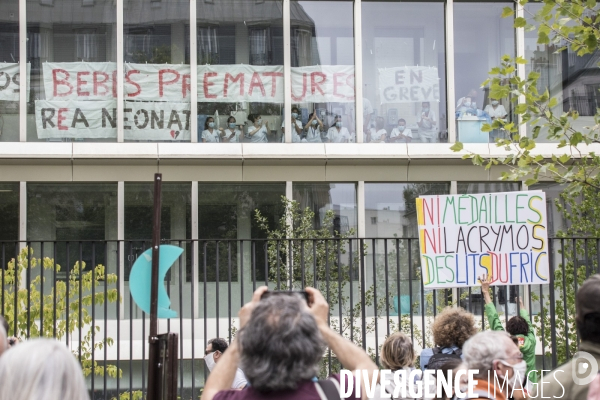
[202,286,269,400]
[247,125,261,136]
[306,287,378,400]
[480,274,504,331]
[518,297,536,345]
[294,120,302,134]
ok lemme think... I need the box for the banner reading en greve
[379,66,440,104]
[415,191,549,289]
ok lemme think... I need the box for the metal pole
[147,173,162,400]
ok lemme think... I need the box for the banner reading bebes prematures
[415,191,549,289]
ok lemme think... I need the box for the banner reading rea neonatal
[416,191,549,289]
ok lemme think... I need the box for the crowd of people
[0,274,597,400]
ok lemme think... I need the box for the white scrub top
[484,104,507,119]
[389,127,413,140]
[306,126,322,143]
[327,126,350,143]
[201,129,220,142]
[369,128,388,142]
[281,120,304,143]
[223,128,243,143]
[248,124,269,143]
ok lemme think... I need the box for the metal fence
[0,237,598,400]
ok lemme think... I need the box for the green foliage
[2,247,121,378]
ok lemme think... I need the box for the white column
[516,3,527,139]
[283,0,292,143]
[190,0,198,143]
[117,181,125,318]
[19,0,26,142]
[354,0,364,143]
[445,0,457,143]
[117,0,124,142]
[357,181,365,238]
[191,181,199,318]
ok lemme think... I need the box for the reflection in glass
[26,0,117,142]
[0,183,19,259]
[457,182,520,195]
[289,1,356,143]
[525,4,600,143]
[293,183,357,235]
[124,0,191,142]
[365,183,450,238]
[454,3,514,143]
[0,0,20,142]
[196,1,284,143]
[362,2,447,143]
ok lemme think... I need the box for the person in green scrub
[479,274,538,384]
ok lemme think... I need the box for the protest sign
[378,66,439,104]
[124,101,190,141]
[43,62,117,101]
[125,63,190,101]
[0,63,31,102]
[415,191,549,289]
[35,99,117,139]
[291,65,355,103]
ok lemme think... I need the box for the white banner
[124,101,190,141]
[43,62,117,101]
[0,63,31,102]
[291,65,355,103]
[198,64,284,103]
[35,99,117,139]
[378,66,440,103]
[125,63,191,102]
[416,191,550,289]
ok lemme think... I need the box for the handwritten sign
[416,191,549,289]
[378,66,439,104]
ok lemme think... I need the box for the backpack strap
[315,378,341,400]
[432,346,442,355]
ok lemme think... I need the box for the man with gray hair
[202,286,380,400]
[462,330,527,400]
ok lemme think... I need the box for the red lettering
[291,73,307,102]
[158,69,180,97]
[52,69,73,98]
[224,73,244,97]
[248,72,266,97]
[333,73,346,99]
[182,73,191,98]
[203,72,217,99]
[93,71,109,96]
[125,70,141,97]
[76,71,90,97]
[310,72,326,96]
[346,73,356,99]
[112,70,117,98]
[262,72,282,97]
[57,108,68,131]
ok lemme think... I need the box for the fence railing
[0,237,598,400]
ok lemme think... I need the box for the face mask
[492,101,499,106]
[464,101,472,108]
[312,120,318,125]
[208,122,215,128]
[398,126,405,132]
[229,123,236,129]
[204,352,217,372]
[422,108,429,113]
[336,122,342,128]
[257,118,262,124]
[498,359,527,389]
[292,112,298,119]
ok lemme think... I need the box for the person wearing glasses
[205,338,248,389]
[479,274,538,385]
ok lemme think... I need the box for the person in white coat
[304,112,323,143]
[281,106,304,142]
[326,115,350,143]
[247,114,269,143]
[222,116,244,143]
[367,117,388,143]
[389,119,413,143]
[202,117,223,143]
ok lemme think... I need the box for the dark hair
[506,316,529,336]
[291,106,299,113]
[208,338,229,353]
[398,118,406,124]
[238,294,325,392]
[330,115,342,129]
[248,114,260,123]
[578,312,600,344]
[436,359,463,400]
[204,116,214,130]
[227,116,236,124]
[0,315,7,335]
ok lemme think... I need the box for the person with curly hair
[419,306,477,370]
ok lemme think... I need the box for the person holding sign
[304,112,323,143]
[479,274,537,385]
[247,114,269,143]
[202,117,223,143]
[222,116,244,143]
[326,115,350,143]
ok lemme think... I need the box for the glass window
[524,4,600,143]
[196,0,284,143]
[0,0,20,142]
[365,183,450,238]
[457,182,520,195]
[292,183,357,235]
[454,3,515,143]
[26,0,117,142]
[362,2,447,144]
[0,183,19,259]
[124,0,191,142]
[289,1,355,143]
